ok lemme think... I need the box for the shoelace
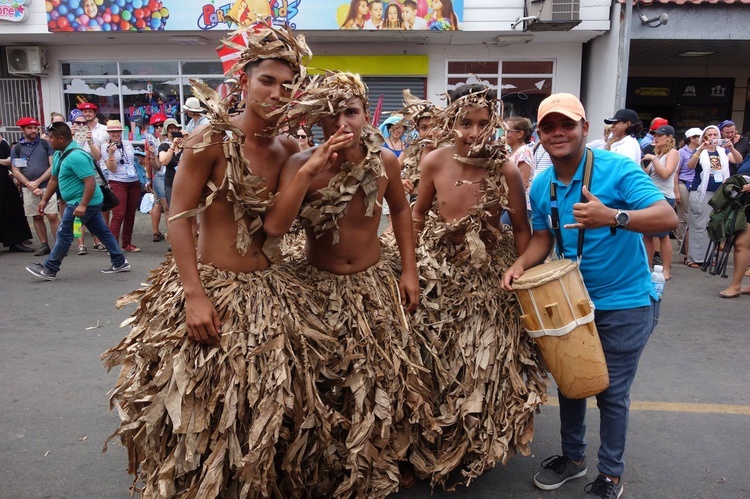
[584,475,618,498]
[540,455,570,474]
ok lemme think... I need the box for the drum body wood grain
[512,259,609,399]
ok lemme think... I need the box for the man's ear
[582,119,589,138]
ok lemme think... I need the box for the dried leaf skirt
[102,257,342,498]
[291,258,434,498]
[406,230,548,489]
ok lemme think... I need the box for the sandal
[153,232,165,242]
[77,245,88,255]
[685,261,701,268]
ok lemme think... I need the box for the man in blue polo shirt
[502,93,677,499]
[25,122,130,281]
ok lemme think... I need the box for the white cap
[684,127,702,139]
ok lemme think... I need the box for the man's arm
[383,150,419,312]
[73,176,97,216]
[264,126,352,238]
[37,175,59,215]
[169,128,222,345]
[565,186,677,234]
[501,229,555,292]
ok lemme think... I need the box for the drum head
[512,259,578,290]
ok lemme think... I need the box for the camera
[711,139,728,147]
[170,131,183,138]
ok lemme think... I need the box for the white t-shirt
[363,19,382,29]
[408,17,428,29]
[609,135,642,164]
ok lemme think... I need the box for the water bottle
[73,217,82,238]
[651,265,665,301]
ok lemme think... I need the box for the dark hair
[46,121,72,141]
[403,0,417,9]
[243,57,294,76]
[434,0,458,29]
[385,3,404,27]
[626,121,643,139]
[447,84,496,104]
[342,0,368,27]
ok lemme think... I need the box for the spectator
[604,109,643,164]
[40,112,66,141]
[505,115,536,219]
[295,127,313,151]
[9,117,59,256]
[77,102,109,166]
[718,180,750,298]
[718,120,749,175]
[642,125,679,280]
[675,127,702,253]
[0,127,34,252]
[380,115,405,158]
[144,113,168,243]
[102,120,141,252]
[685,125,743,267]
[157,118,184,207]
[182,97,209,135]
[25,122,129,281]
[640,117,668,153]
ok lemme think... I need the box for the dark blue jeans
[558,298,660,478]
[44,203,126,273]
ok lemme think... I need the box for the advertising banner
[0,0,31,22]
[46,0,463,32]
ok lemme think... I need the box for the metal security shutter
[0,77,41,143]
[363,77,427,126]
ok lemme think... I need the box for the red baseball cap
[649,117,668,131]
[77,102,98,111]
[17,117,41,127]
[149,112,169,125]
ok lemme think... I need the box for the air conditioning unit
[6,46,48,75]
[523,0,582,32]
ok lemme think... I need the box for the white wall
[583,2,622,141]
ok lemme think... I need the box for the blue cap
[69,109,84,122]
[718,120,735,130]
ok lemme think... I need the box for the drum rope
[525,271,595,339]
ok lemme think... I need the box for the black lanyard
[19,140,41,160]
[549,148,594,260]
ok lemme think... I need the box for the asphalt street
[0,212,748,499]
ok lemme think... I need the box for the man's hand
[37,199,47,216]
[402,179,415,194]
[73,204,87,217]
[399,270,420,313]
[27,179,39,190]
[299,126,352,177]
[564,186,615,229]
[185,294,222,345]
[502,262,525,292]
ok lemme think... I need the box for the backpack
[14,138,51,158]
[706,174,749,243]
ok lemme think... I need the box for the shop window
[446,59,555,121]
[61,60,236,141]
[119,61,178,76]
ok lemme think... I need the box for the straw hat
[106,120,123,131]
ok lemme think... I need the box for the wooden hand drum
[512,259,609,399]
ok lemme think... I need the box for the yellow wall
[308,55,429,76]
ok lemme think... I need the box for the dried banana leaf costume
[269,72,435,498]
[396,89,439,191]
[408,89,548,489]
[100,24,350,499]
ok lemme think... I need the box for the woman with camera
[685,125,743,267]
[102,120,141,252]
[158,118,183,208]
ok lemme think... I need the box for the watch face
[616,211,629,226]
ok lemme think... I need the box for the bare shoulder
[500,159,522,178]
[379,146,401,174]
[420,145,451,173]
[277,133,301,157]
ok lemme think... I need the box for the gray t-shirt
[10,138,53,188]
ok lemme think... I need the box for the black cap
[604,109,640,125]
[653,125,675,136]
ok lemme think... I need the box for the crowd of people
[1,20,748,499]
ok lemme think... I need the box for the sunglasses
[154,124,164,128]
[46,122,64,134]
[74,121,87,125]
[296,134,307,139]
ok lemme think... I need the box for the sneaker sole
[26,267,56,281]
[102,265,131,274]
[533,468,588,491]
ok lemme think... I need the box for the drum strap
[550,148,594,261]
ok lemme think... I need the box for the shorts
[152,170,166,199]
[23,188,58,217]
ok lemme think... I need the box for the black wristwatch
[614,209,630,229]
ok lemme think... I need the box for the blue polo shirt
[530,148,664,310]
[52,142,103,206]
